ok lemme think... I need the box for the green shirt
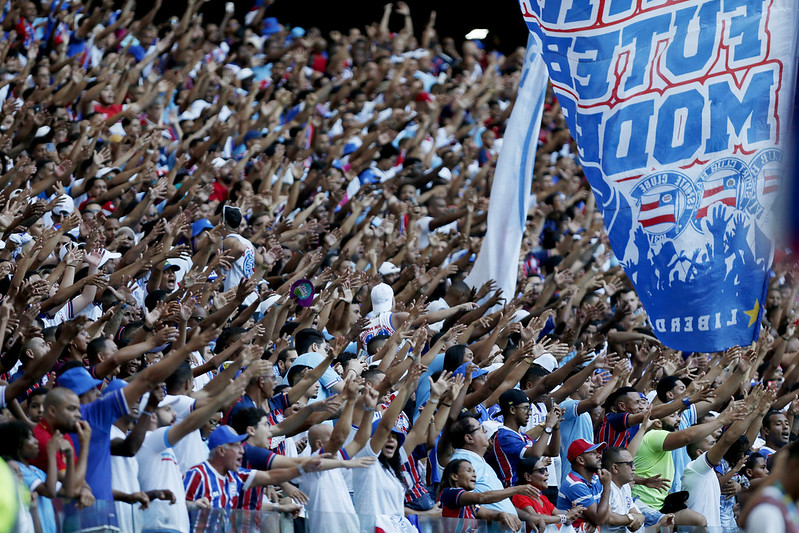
[632,430,673,509]
[0,458,20,533]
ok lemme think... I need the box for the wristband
[682,397,691,408]
[362,406,375,412]
[429,398,439,405]
[441,402,452,407]
[559,514,567,524]
[143,323,154,332]
[297,465,306,476]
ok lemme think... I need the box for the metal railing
[43,499,738,532]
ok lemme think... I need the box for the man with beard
[632,400,745,527]
[558,439,611,530]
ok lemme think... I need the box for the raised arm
[662,399,746,452]
[580,469,612,527]
[551,354,603,404]
[369,365,421,454]
[403,372,450,453]
[124,328,217,408]
[94,327,179,380]
[706,399,754,465]
[577,361,628,415]
[456,484,539,506]
[5,318,85,403]
[286,351,336,404]
[323,377,359,455]
[167,377,246,447]
[344,383,380,458]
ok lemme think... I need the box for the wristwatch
[543,426,553,434]
[625,513,634,525]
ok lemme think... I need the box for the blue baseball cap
[453,363,489,380]
[191,219,214,238]
[207,425,248,451]
[57,367,103,397]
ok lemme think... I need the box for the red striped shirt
[183,461,254,509]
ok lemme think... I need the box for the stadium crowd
[0,0,797,532]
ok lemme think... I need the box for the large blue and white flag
[519,0,799,351]
[466,35,549,303]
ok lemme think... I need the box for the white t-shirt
[607,481,640,533]
[746,504,787,533]
[682,452,721,527]
[75,302,103,322]
[165,395,208,473]
[745,486,793,533]
[351,443,406,518]
[137,427,190,533]
[298,449,359,533]
[416,216,457,250]
[111,424,143,533]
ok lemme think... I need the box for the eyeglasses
[532,467,548,474]
[467,426,485,435]
[614,461,634,467]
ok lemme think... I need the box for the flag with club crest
[518,0,799,351]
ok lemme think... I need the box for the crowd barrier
[45,499,738,532]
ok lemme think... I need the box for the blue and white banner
[519,0,799,351]
[466,34,549,304]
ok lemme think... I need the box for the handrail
[43,499,738,532]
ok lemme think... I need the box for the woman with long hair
[351,365,422,533]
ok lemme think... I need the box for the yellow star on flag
[744,300,760,328]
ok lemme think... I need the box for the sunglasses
[614,461,634,468]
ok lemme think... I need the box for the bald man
[31,387,91,503]
[32,388,83,471]
[298,380,378,533]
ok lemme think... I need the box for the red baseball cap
[567,439,606,463]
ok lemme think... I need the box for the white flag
[466,35,549,302]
